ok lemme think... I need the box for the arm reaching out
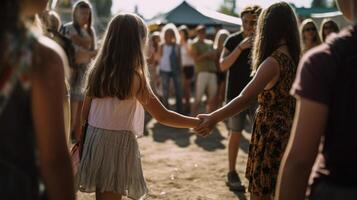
[134,74,201,129]
[195,56,280,135]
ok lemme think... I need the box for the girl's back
[88,97,144,136]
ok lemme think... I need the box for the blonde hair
[300,19,321,51]
[86,13,150,100]
[213,29,229,50]
[160,23,180,44]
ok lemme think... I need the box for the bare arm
[275,97,328,200]
[195,56,280,134]
[220,37,252,72]
[134,75,200,128]
[31,38,75,200]
[220,47,242,71]
[81,96,92,126]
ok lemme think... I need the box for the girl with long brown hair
[195,2,301,199]
[77,13,200,200]
[62,0,97,142]
[320,18,340,42]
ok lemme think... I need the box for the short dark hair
[240,5,262,18]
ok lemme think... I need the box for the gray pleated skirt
[76,125,148,200]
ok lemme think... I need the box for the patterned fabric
[0,31,35,115]
[245,50,297,196]
[0,30,43,199]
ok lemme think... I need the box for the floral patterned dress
[245,50,297,196]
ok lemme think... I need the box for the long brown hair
[252,2,301,73]
[86,13,150,100]
[72,0,93,37]
[320,18,339,42]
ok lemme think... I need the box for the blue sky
[112,0,315,19]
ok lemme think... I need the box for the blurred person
[77,13,201,200]
[147,31,161,96]
[179,25,195,114]
[158,23,183,113]
[213,29,230,110]
[320,18,340,42]
[195,3,301,199]
[62,0,97,142]
[219,5,261,191]
[191,25,217,115]
[39,9,75,146]
[301,19,321,54]
[276,0,357,199]
[0,0,75,199]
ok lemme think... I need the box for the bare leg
[70,101,78,140]
[74,101,83,140]
[228,131,242,171]
[183,78,191,113]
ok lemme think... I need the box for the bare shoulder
[260,56,280,71]
[35,36,67,76]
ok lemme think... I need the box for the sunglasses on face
[303,27,316,32]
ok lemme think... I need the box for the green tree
[91,0,112,18]
[219,0,238,17]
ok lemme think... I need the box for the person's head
[213,29,229,50]
[240,5,262,36]
[335,0,357,23]
[86,13,149,100]
[300,19,321,47]
[40,10,61,33]
[2,0,47,31]
[20,0,48,18]
[252,2,301,73]
[320,18,339,42]
[196,25,206,41]
[72,0,93,35]
[161,23,179,44]
[1,0,47,66]
[178,25,190,42]
[150,31,161,49]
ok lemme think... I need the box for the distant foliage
[91,0,112,18]
[218,0,238,17]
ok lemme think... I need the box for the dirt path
[78,116,251,200]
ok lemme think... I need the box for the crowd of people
[0,0,356,200]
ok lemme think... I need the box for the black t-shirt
[224,32,252,101]
[291,25,357,186]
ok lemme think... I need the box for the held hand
[238,36,253,50]
[194,114,216,137]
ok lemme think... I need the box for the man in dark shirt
[276,1,357,199]
[219,5,261,191]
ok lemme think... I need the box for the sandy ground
[77,114,252,200]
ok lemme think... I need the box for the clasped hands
[193,113,218,137]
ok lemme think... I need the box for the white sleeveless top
[159,44,173,72]
[88,97,145,137]
[181,43,194,67]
